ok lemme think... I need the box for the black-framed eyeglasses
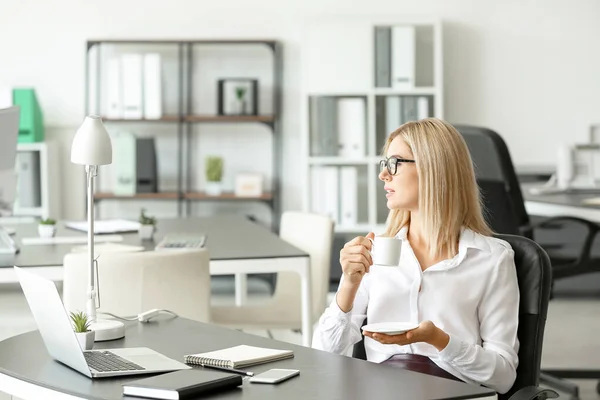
[379,156,415,175]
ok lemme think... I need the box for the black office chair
[457,124,600,294]
[352,234,557,400]
[457,124,600,399]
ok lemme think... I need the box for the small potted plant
[38,218,57,238]
[70,310,94,350]
[205,156,223,196]
[235,86,248,114]
[138,208,156,240]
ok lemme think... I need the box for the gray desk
[0,317,497,400]
[0,215,314,345]
[0,215,307,268]
[522,182,600,223]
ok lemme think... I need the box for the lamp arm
[86,165,98,323]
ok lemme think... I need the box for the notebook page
[185,345,293,368]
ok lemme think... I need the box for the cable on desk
[98,309,179,323]
[98,312,138,321]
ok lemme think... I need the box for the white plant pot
[75,330,95,351]
[205,181,222,196]
[38,224,56,238]
[138,224,155,240]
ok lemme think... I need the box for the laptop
[14,266,191,378]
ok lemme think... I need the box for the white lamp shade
[71,115,113,165]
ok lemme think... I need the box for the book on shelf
[121,53,144,119]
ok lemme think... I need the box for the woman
[312,118,519,395]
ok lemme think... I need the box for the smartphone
[248,368,300,384]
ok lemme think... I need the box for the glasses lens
[388,157,397,175]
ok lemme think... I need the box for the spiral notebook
[184,345,294,368]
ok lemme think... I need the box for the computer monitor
[0,105,20,254]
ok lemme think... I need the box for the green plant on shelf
[39,218,56,225]
[70,311,91,333]
[206,156,223,182]
[235,86,247,100]
[139,208,156,226]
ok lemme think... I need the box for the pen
[200,363,254,377]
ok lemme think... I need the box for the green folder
[13,88,44,143]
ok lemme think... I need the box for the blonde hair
[383,118,492,259]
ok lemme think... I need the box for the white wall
[1,0,599,220]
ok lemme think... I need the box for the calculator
[154,234,207,251]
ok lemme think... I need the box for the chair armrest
[508,386,559,400]
[534,216,600,264]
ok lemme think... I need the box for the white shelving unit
[301,16,444,234]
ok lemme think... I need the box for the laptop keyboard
[84,350,145,372]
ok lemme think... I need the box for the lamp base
[90,319,125,341]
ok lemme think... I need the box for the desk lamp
[71,115,125,341]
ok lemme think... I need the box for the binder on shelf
[402,96,418,123]
[417,96,430,119]
[391,26,416,90]
[339,167,358,226]
[336,98,366,158]
[310,166,322,216]
[143,53,163,119]
[310,166,339,224]
[322,166,339,224]
[385,96,402,134]
[310,97,338,156]
[121,53,143,119]
[374,27,391,88]
[112,131,136,195]
[88,45,99,115]
[106,57,122,119]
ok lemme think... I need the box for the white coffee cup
[371,236,401,266]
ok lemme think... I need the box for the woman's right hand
[340,232,375,286]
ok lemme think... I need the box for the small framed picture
[218,79,258,116]
[235,173,263,197]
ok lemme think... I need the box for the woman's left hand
[363,320,450,351]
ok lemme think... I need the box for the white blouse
[312,227,520,395]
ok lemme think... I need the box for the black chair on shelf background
[457,124,600,399]
[352,234,557,400]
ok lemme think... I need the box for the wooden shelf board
[100,115,180,122]
[185,115,274,123]
[184,192,273,201]
[88,39,277,45]
[94,192,180,200]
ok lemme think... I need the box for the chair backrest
[455,124,533,238]
[497,234,552,399]
[275,211,334,323]
[352,234,552,400]
[62,249,211,322]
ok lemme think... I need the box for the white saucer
[361,322,419,335]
